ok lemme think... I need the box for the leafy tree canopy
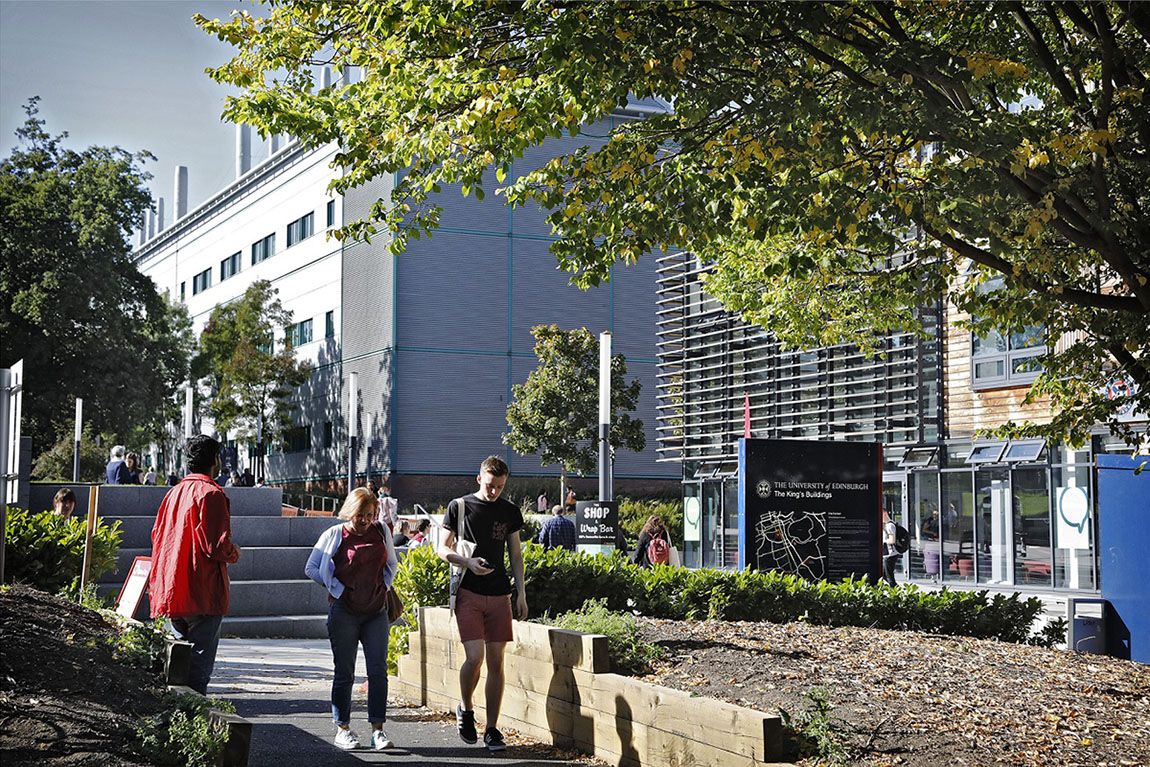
[505,325,645,479]
[0,99,194,453]
[195,279,310,447]
[199,2,1150,445]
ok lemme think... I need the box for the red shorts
[455,588,513,643]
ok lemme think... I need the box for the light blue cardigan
[304,521,398,600]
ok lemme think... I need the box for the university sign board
[738,438,882,583]
[576,500,619,557]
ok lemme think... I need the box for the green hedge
[4,507,121,597]
[387,542,1045,667]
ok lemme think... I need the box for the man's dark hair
[186,435,222,475]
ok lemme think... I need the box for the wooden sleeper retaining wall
[389,606,792,767]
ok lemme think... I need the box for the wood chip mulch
[637,617,1150,767]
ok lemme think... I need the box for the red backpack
[647,536,671,565]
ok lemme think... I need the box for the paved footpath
[211,638,593,767]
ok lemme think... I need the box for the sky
[1,0,273,224]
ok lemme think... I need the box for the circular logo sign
[756,480,772,499]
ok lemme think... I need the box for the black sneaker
[456,704,477,744]
[483,727,506,752]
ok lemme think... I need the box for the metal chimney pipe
[138,226,145,246]
[147,208,155,240]
[156,198,165,233]
[174,166,188,220]
[235,123,251,177]
[321,66,332,89]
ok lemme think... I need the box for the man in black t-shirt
[438,455,527,753]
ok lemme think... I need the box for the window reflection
[1013,468,1052,586]
[975,467,1011,584]
[941,472,974,582]
[1052,466,1095,589]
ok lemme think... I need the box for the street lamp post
[73,398,82,482]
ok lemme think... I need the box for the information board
[576,500,619,556]
[115,556,152,620]
[739,439,881,583]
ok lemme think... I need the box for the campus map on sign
[754,511,828,580]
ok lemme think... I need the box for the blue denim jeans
[169,614,224,694]
[327,599,390,726]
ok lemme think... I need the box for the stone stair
[47,483,337,638]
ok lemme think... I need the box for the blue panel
[1097,454,1150,663]
[610,252,661,362]
[432,167,506,234]
[397,231,508,351]
[394,349,511,474]
[510,239,611,354]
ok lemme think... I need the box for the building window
[325,310,335,339]
[323,421,333,448]
[326,200,335,228]
[192,268,212,295]
[286,318,313,347]
[220,251,241,282]
[971,325,1046,388]
[251,233,275,266]
[284,425,311,453]
[180,282,185,301]
[286,212,314,247]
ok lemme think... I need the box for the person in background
[122,453,142,484]
[536,492,548,513]
[882,508,900,588]
[377,482,398,529]
[240,469,255,487]
[408,519,431,548]
[632,515,671,568]
[166,472,179,487]
[215,466,230,487]
[392,519,410,548]
[535,504,575,551]
[304,487,398,752]
[142,465,157,486]
[564,488,576,515]
[255,476,266,488]
[105,445,131,484]
[149,435,242,694]
[53,488,77,520]
[226,470,241,487]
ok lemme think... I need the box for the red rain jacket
[149,473,239,618]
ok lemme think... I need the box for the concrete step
[222,615,329,639]
[228,579,330,617]
[100,546,315,585]
[97,578,330,619]
[31,483,284,518]
[103,514,338,549]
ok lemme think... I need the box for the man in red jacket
[149,435,242,693]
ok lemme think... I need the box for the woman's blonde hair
[338,487,379,522]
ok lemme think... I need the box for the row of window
[282,421,334,454]
[179,201,336,300]
[285,310,336,348]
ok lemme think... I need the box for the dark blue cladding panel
[394,349,511,474]
[510,240,611,355]
[397,231,508,352]
[430,167,506,234]
[1097,455,1150,663]
[609,252,661,362]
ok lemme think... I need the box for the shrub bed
[4,506,121,596]
[387,542,1045,669]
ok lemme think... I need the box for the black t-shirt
[444,494,524,596]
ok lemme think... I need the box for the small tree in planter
[504,325,645,504]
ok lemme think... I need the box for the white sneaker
[371,729,394,750]
[334,727,360,750]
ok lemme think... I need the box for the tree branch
[1013,6,1083,110]
[921,221,1145,314]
